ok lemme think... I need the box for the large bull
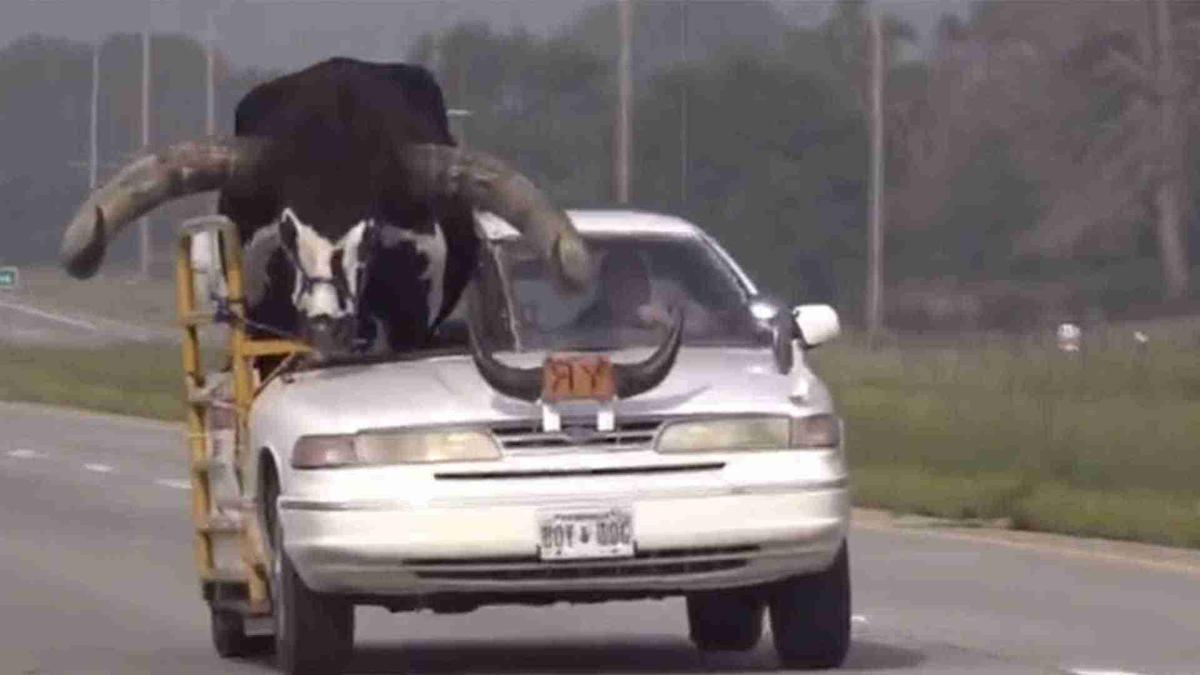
[58,58,680,401]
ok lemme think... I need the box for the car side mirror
[771,309,796,374]
[793,304,840,348]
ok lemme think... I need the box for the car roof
[478,209,702,241]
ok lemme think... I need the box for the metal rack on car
[175,216,308,620]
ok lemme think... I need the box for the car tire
[265,473,354,675]
[768,541,851,670]
[211,607,251,658]
[686,589,765,652]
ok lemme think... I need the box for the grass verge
[853,465,1200,548]
[0,342,183,421]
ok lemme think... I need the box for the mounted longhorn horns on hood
[59,137,594,293]
[468,310,687,403]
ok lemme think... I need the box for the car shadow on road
[346,638,924,673]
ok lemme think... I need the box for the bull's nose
[305,315,354,354]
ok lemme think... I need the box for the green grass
[811,325,1200,547]
[2,323,1199,548]
[0,342,184,420]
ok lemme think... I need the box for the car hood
[251,346,832,437]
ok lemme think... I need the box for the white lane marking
[7,448,46,459]
[0,298,99,331]
[851,615,868,625]
[1068,669,1145,675]
[83,463,115,474]
[155,478,191,490]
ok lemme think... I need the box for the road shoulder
[854,507,1200,576]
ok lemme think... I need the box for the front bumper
[278,455,849,598]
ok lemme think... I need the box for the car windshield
[478,234,768,352]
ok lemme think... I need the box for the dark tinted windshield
[475,235,768,352]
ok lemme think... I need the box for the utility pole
[679,0,688,206]
[615,0,633,204]
[139,24,152,279]
[69,44,102,191]
[89,43,99,190]
[205,12,216,136]
[865,5,886,345]
[448,108,472,146]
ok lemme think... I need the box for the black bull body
[57,57,684,401]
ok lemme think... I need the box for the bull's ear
[278,208,300,254]
[359,219,380,255]
[340,219,377,266]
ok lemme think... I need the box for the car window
[478,234,769,352]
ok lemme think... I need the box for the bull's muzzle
[303,315,358,356]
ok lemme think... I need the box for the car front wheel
[265,473,354,675]
[768,542,851,669]
[686,589,764,651]
[211,606,273,658]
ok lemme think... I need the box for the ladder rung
[199,517,242,535]
[180,311,215,327]
[186,389,221,404]
[185,385,234,406]
[189,459,213,473]
[203,567,248,584]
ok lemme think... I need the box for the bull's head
[272,209,377,352]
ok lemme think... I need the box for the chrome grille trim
[490,418,664,454]
[405,545,758,582]
[414,560,747,581]
[434,462,723,481]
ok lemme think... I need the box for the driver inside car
[573,250,672,332]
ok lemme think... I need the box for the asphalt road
[0,298,174,346]
[2,401,1198,675]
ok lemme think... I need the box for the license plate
[538,508,634,561]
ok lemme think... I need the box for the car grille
[406,545,757,582]
[490,418,663,454]
[434,462,723,481]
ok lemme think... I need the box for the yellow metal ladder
[175,216,308,618]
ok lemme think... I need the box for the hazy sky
[3,1,970,69]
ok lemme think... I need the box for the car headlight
[292,428,501,469]
[789,413,841,448]
[656,414,840,454]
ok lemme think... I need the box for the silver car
[249,209,850,672]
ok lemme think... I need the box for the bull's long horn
[403,144,593,291]
[613,310,685,399]
[468,330,544,403]
[60,137,270,279]
[468,311,686,403]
